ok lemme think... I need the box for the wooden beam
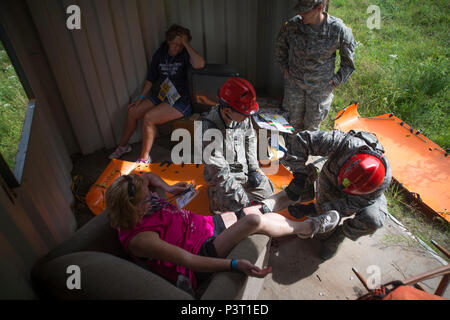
[403,264,450,286]
[434,274,449,296]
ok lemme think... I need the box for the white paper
[160,78,181,106]
[253,112,294,134]
[176,184,198,208]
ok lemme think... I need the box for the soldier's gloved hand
[285,172,308,201]
[288,203,317,219]
[248,169,264,188]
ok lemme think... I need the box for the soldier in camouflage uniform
[274,0,356,133]
[202,78,274,213]
[285,129,392,260]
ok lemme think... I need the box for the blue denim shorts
[148,94,192,118]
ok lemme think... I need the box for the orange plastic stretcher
[85,160,300,220]
[334,103,449,222]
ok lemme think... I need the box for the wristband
[139,95,144,100]
[259,203,271,214]
[230,259,238,271]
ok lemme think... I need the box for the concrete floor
[258,217,449,299]
[71,129,449,300]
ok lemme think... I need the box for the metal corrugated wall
[26,0,299,155]
[0,0,77,298]
[164,0,298,95]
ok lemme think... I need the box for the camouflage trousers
[282,81,334,170]
[316,190,388,241]
[340,195,388,240]
[282,80,334,132]
[207,172,274,213]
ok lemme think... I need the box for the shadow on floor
[269,235,324,285]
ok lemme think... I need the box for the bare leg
[217,189,300,229]
[260,190,300,213]
[257,213,314,237]
[119,100,155,146]
[213,213,314,258]
[139,103,183,160]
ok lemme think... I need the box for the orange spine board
[334,104,449,222]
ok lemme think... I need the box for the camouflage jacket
[201,106,259,197]
[290,130,392,215]
[275,13,356,90]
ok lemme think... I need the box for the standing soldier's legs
[281,81,307,171]
[282,81,307,132]
[304,90,334,132]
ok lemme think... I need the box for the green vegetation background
[0,41,27,169]
[322,0,449,151]
[322,0,449,257]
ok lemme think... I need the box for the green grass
[322,0,450,149]
[385,183,449,262]
[0,41,28,169]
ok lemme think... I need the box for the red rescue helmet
[218,77,259,116]
[338,153,386,195]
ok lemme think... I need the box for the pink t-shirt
[118,198,215,289]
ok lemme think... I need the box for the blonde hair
[105,174,147,231]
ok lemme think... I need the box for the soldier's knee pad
[342,210,385,241]
[357,210,385,231]
[360,204,387,230]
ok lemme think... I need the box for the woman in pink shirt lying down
[105,172,339,294]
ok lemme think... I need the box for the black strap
[234,208,246,220]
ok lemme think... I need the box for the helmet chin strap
[224,112,233,122]
[219,105,239,129]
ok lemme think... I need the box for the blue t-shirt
[146,42,191,97]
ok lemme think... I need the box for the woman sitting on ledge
[105,172,339,293]
[109,24,205,164]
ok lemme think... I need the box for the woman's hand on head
[167,182,189,195]
[175,34,189,48]
[237,260,272,278]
